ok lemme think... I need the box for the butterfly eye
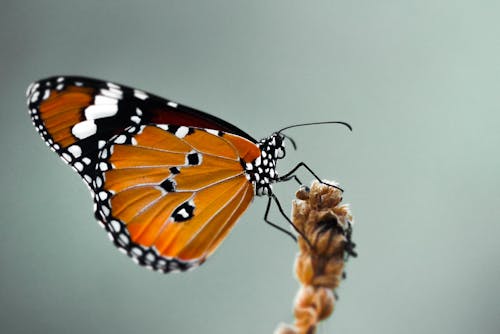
[275,146,286,159]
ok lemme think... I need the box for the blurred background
[1,1,499,333]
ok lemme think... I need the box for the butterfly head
[266,132,287,160]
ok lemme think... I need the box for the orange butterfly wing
[27,76,257,193]
[94,124,260,272]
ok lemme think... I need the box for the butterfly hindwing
[93,124,258,272]
[27,76,256,190]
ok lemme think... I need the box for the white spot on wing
[114,135,127,144]
[62,153,72,162]
[99,162,108,171]
[100,88,122,99]
[178,208,189,218]
[132,248,143,256]
[134,89,148,100]
[167,101,178,108]
[67,145,82,158]
[206,129,220,136]
[95,95,118,105]
[74,162,84,171]
[26,82,34,96]
[30,91,39,103]
[95,176,103,188]
[107,82,120,89]
[101,206,110,216]
[175,126,189,138]
[110,220,121,232]
[72,120,97,139]
[85,104,118,120]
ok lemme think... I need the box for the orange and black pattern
[93,124,259,271]
[27,76,256,190]
[27,76,288,272]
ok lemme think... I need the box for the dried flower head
[275,181,356,334]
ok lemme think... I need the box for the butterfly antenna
[281,133,297,150]
[277,121,352,134]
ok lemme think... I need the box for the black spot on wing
[166,125,180,135]
[160,178,176,192]
[169,167,180,175]
[187,152,201,166]
[172,201,195,222]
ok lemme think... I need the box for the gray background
[1,1,499,333]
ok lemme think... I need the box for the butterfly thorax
[244,133,285,196]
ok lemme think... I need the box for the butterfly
[27,76,351,273]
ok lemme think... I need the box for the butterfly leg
[286,174,303,186]
[265,194,314,249]
[278,162,344,192]
[263,196,297,242]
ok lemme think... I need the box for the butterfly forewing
[27,76,256,190]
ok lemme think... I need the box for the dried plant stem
[275,180,355,334]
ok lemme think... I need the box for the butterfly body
[27,76,286,272]
[247,133,285,196]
